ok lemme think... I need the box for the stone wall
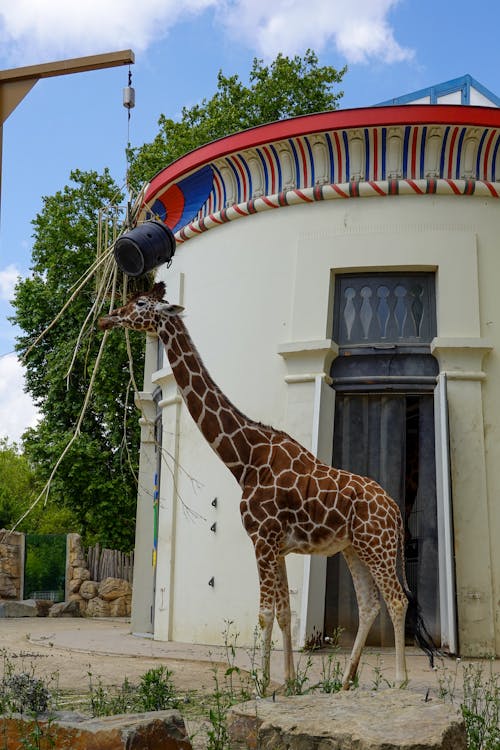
[66,533,132,617]
[0,530,24,600]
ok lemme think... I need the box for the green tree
[0,438,75,533]
[128,50,345,188]
[11,169,143,550]
[0,438,37,529]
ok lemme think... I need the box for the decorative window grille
[333,273,436,349]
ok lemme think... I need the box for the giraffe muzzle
[98,315,119,331]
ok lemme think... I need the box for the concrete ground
[1,615,497,696]
[1,617,498,749]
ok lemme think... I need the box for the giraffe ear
[157,302,184,315]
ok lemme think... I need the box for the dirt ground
[1,616,499,747]
[0,618,220,695]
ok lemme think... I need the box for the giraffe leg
[255,553,277,694]
[341,545,380,690]
[356,547,409,687]
[275,557,295,684]
[383,587,408,686]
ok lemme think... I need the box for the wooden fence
[86,543,134,583]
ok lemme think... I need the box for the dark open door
[324,391,440,645]
[325,272,441,646]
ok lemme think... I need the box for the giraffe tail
[398,515,440,668]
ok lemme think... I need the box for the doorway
[324,390,440,645]
[324,272,441,646]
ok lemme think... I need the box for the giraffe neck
[159,317,259,484]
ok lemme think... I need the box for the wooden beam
[0,50,135,82]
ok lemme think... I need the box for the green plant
[86,670,111,717]
[285,654,314,696]
[370,655,394,691]
[461,661,499,750]
[0,651,58,750]
[137,667,179,712]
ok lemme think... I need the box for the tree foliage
[11,170,143,550]
[128,50,346,189]
[0,438,76,533]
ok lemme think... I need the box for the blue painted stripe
[211,162,226,209]
[325,132,335,183]
[439,127,450,177]
[402,126,411,177]
[364,129,370,178]
[269,143,283,192]
[288,139,301,187]
[256,148,269,194]
[304,136,315,185]
[381,128,386,179]
[226,157,242,203]
[456,128,466,179]
[476,128,488,179]
[419,126,427,178]
[342,131,350,180]
[238,154,253,199]
[492,133,500,181]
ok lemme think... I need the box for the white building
[131,76,500,658]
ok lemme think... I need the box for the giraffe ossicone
[99,281,434,691]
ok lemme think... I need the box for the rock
[79,580,99,600]
[109,595,128,617]
[98,577,132,601]
[69,578,83,594]
[0,599,38,618]
[227,689,467,750]
[34,599,53,617]
[0,574,17,599]
[72,567,90,582]
[1,709,192,749]
[0,533,23,599]
[48,599,83,618]
[69,593,88,614]
[86,597,111,617]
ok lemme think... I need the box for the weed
[461,661,499,750]
[285,654,314,695]
[137,666,180,712]
[370,655,394,691]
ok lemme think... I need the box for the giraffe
[99,281,426,691]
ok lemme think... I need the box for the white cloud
[0,0,218,63]
[221,0,413,64]
[0,354,39,444]
[0,264,20,302]
[0,0,412,66]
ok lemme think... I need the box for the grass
[1,639,499,750]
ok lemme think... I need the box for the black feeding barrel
[114,221,176,277]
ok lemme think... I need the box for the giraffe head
[98,282,184,333]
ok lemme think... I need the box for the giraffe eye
[136,299,146,307]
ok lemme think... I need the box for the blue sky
[0,0,499,440]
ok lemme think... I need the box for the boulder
[72,567,90,582]
[0,574,17,599]
[0,544,21,598]
[86,596,111,617]
[1,709,192,749]
[69,578,83,594]
[79,580,99,600]
[98,577,132,601]
[0,599,38,618]
[34,599,53,617]
[109,595,128,617]
[69,593,88,614]
[228,689,466,750]
[48,599,83,618]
